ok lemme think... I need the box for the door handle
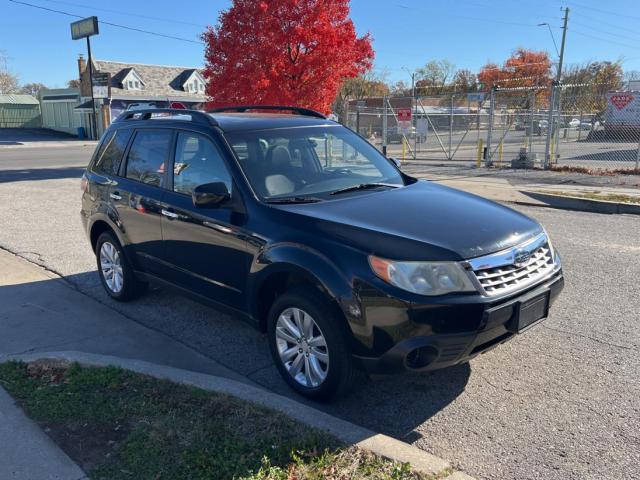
[110,192,122,201]
[161,208,180,219]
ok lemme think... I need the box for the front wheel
[267,287,356,401]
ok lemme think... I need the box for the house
[74,56,207,137]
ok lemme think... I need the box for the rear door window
[125,129,173,187]
[93,129,132,176]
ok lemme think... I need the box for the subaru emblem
[513,249,532,267]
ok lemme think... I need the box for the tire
[267,286,356,401]
[95,231,147,302]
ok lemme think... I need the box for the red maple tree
[478,49,552,91]
[202,0,374,114]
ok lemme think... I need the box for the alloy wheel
[275,307,329,388]
[99,241,124,294]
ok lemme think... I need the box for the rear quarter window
[93,129,132,176]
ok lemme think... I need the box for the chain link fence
[343,84,640,172]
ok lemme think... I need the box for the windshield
[225,126,404,200]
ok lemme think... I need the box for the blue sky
[1,0,639,88]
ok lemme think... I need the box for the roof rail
[207,105,326,119]
[113,108,217,126]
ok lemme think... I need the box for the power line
[7,0,205,45]
[571,20,640,44]
[569,29,638,51]
[563,0,640,22]
[37,0,208,28]
[572,11,640,36]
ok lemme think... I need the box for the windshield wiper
[264,196,323,204]
[329,183,400,196]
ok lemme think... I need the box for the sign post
[70,16,99,139]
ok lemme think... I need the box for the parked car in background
[81,106,564,400]
[568,118,580,128]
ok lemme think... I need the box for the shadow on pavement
[0,128,78,143]
[1,261,471,441]
[0,167,85,183]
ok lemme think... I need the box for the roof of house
[0,94,40,105]
[92,60,206,101]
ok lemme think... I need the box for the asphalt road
[1,144,639,480]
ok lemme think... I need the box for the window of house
[94,129,132,176]
[125,129,173,187]
[173,132,231,195]
[134,81,140,88]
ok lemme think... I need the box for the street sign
[397,108,412,134]
[70,16,99,40]
[93,86,108,98]
[92,72,109,86]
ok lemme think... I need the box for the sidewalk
[0,248,250,479]
[0,248,245,380]
[412,168,640,214]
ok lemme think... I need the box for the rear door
[110,128,173,274]
[159,130,250,308]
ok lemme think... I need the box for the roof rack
[207,105,326,119]
[114,108,217,126]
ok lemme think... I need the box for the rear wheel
[267,287,356,401]
[96,231,147,301]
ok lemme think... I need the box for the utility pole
[544,7,569,168]
[557,7,569,84]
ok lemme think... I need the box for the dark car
[81,106,564,400]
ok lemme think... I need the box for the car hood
[273,180,542,261]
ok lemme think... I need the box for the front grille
[472,242,554,296]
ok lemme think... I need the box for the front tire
[96,231,147,302]
[267,286,356,401]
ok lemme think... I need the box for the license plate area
[510,291,550,333]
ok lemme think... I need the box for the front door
[160,130,250,309]
[112,128,173,275]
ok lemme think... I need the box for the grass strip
[0,360,443,480]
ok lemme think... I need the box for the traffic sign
[397,108,412,134]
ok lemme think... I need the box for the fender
[246,242,358,324]
[86,209,136,268]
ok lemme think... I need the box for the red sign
[170,101,187,109]
[610,94,634,110]
[397,108,412,122]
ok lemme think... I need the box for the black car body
[81,107,564,400]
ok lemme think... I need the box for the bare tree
[416,59,456,95]
[20,82,47,97]
[0,50,20,94]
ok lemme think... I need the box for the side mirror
[389,157,401,167]
[192,182,230,208]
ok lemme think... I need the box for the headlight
[369,256,477,296]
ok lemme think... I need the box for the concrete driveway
[0,145,638,480]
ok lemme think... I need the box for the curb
[2,351,473,480]
[520,190,640,215]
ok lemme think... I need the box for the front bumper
[352,270,564,374]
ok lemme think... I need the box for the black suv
[81,107,564,400]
